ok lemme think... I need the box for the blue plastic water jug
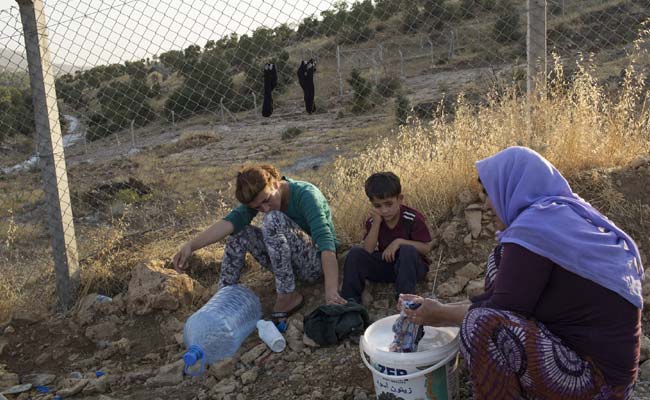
[182,285,261,375]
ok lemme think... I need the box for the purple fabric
[476,146,644,309]
[471,244,641,386]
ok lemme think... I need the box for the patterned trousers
[218,211,322,294]
[459,246,635,400]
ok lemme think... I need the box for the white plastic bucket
[360,314,460,400]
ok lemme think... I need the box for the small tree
[164,53,234,120]
[395,93,410,126]
[297,15,320,39]
[374,0,401,21]
[494,0,522,43]
[94,79,155,137]
[158,50,186,73]
[401,2,423,33]
[0,86,34,141]
[347,69,374,113]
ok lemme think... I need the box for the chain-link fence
[0,0,649,318]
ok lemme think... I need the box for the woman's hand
[173,243,193,273]
[326,288,347,305]
[399,294,445,326]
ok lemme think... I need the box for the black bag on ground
[303,302,370,346]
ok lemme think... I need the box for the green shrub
[164,54,233,121]
[0,86,34,141]
[377,76,402,98]
[374,0,401,20]
[401,3,423,33]
[96,79,155,131]
[347,69,374,114]
[86,113,119,141]
[395,93,411,126]
[494,0,522,43]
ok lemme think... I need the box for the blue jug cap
[183,345,206,376]
[275,320,287,333]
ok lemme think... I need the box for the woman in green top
[173,164,346,321]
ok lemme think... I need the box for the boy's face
[370,194,403,222]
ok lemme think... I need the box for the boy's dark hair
[364,172,401,199]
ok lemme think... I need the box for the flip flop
[270,293,304,333]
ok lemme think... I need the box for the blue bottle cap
[275,320,287,333]
[95,371,105,378]
[35,386,50,393]
[183,345,206,376]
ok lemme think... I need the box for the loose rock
[1,384,31,395]
[455,262,483,280]
[127,261,203,315]
[145,360,184,387]
[465,279,485,298]
[640,335,650,364]
[464,206,482,238]
[240,368,258,385]
[241,344,267,365]
[209,358,236,380]
[57,380,88,398]
[437,276,470,298]
[22,373,56,386]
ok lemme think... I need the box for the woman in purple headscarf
[401,146,643,399]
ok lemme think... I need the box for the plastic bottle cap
[183,351,198,366]
[35,386,50,393]
[183,345,206,377]
[183,345,204,367]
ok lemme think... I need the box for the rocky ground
[2,158,650,400]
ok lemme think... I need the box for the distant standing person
[341,172,433,303]
[297,59,316,114]
[173,164,346,325]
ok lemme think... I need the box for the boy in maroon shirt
[341,172,433,303]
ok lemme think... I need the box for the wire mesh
[0,0,648,321]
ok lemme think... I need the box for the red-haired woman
[173,164,346,324]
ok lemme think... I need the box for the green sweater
[223,177,338,252]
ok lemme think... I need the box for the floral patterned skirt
[458,245,635,399]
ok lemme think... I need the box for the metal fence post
[448,30,456,60]
[336,45,343,97]
[130,119,135,148]
[527,0,547,96]
[372,57,379,84]
[17,0,79,310]
[252,92,257,117]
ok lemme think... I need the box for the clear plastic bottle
[182,285,261,375]
[256,320,286,352]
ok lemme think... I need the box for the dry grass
[325,54,650,243]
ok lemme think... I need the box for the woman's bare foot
[273,291,303,314]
